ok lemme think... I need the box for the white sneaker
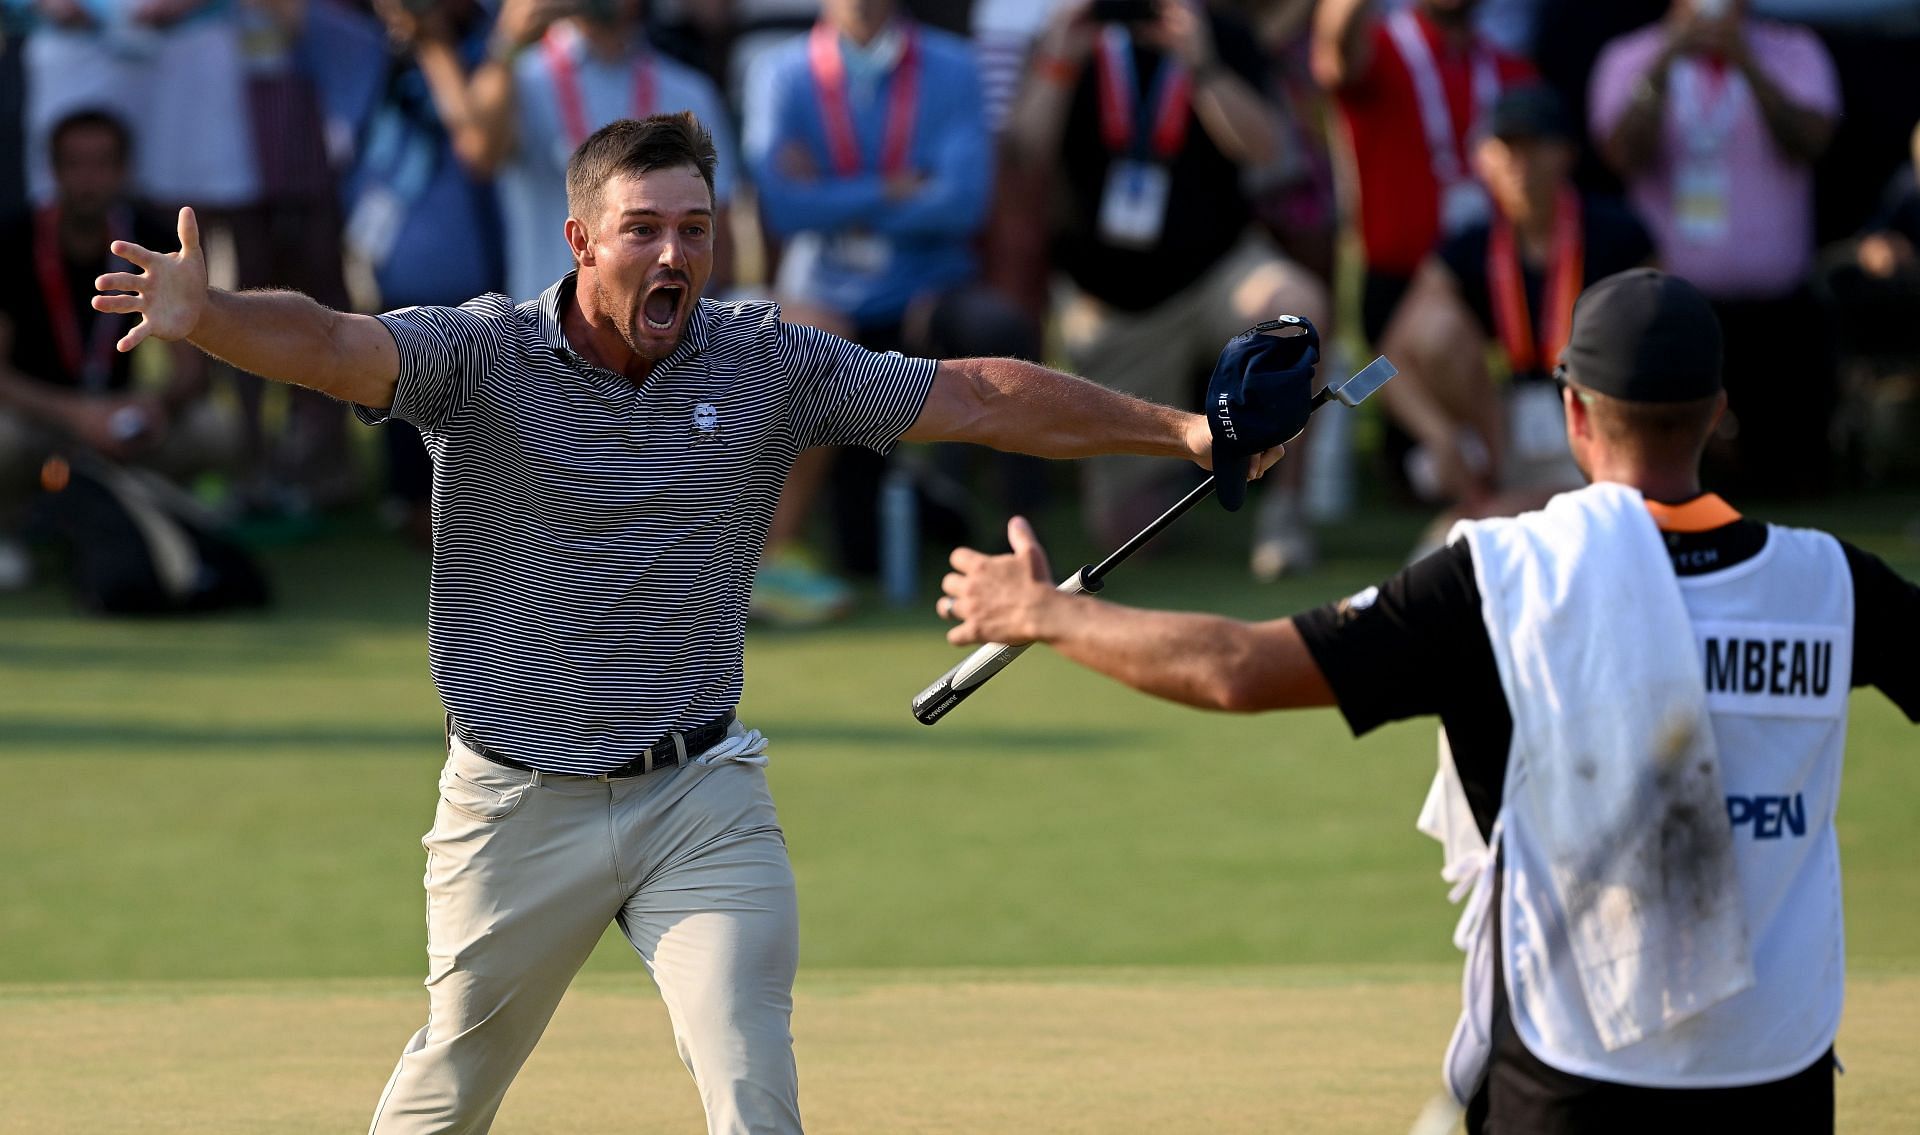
[0,537,32,592]
[1250,492,1317,581]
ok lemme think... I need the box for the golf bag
[31,456,270,615]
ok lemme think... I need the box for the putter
[911,355,1398,725]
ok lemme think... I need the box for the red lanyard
[1488,187,1583,376]
[1093,27,1192,159]
[543,27,654,147]
[807,23,921,177]
[34,204,127,392]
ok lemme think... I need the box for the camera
[1090,0,1158,24]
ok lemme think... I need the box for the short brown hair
[565,111,718,230]
[1580,387,1722,464]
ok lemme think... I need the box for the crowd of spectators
[1,0,1917,616]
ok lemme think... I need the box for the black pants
[1471,1036,1836,1134]
[1471,867,1835,1134]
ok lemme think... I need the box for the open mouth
[642,284,684,331]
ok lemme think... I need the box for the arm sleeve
[354,292,517,432]
[1842,540,1920,722]
[779,318,937,452]
[1292,541,1496,736]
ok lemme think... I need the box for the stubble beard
[592,273,670,362]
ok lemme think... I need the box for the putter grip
[910,568,1098,725]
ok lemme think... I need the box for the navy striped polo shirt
[358,274,937,774]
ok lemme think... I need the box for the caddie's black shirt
[1294,498,1920,840]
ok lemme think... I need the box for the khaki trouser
[368,729,801,1135]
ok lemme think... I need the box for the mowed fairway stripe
[3,971,1916,1134]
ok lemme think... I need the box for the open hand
[91,207,209,354]
[937,517,1060,646]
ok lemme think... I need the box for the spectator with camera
[1312,0,1535,349]
[1008,0,1326,578]
[427,0,742,302]
[297,0,507,543]
[1590,0,1840,495]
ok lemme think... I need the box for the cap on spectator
[1488,84,1573,142]
[1557,269,1724,404]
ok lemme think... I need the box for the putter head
[1330,356,1398,408]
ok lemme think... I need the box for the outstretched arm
[92,207,401,409]
[938,517,1336,712]
[901,356,1280,476]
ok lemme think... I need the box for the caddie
[938,268,1920,1132]
[91,111,1297,1135]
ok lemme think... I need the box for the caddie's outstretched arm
[91,207,401,410]
[938,516,1336,713]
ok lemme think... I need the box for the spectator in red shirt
[1312,0,1535,345]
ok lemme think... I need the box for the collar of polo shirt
[537,271,711,369]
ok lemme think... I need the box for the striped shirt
[357,273,938,774]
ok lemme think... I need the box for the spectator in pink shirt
[1589,0,1839,494]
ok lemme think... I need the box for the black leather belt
[449,712,737,778]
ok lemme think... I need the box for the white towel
[1457,483,1752,1053]
[1416,732,1499,1104]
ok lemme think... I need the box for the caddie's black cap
[1557,269,1723,403]
[1488,83,1573,142]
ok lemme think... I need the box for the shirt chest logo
[691,402,721,443]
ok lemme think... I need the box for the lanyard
[543,26,654,148]
[1387,10,1496,192]
[1487,186,1583,377]
[34,204,129,392]
[1093,26,1192,159]
[807,23,920,178]
[1669,56,1748,158]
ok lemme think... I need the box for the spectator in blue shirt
[743,0,1042,609]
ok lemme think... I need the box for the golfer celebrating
[940,270,1919,1132]
[94,112,1286,1135]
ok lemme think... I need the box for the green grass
[5,490,1916,984]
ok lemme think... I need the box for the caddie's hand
[1205,314,1319,511]
[91,207,209,354]
[938,516,1059,647]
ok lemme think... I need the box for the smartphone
[1090,0,1158,24]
